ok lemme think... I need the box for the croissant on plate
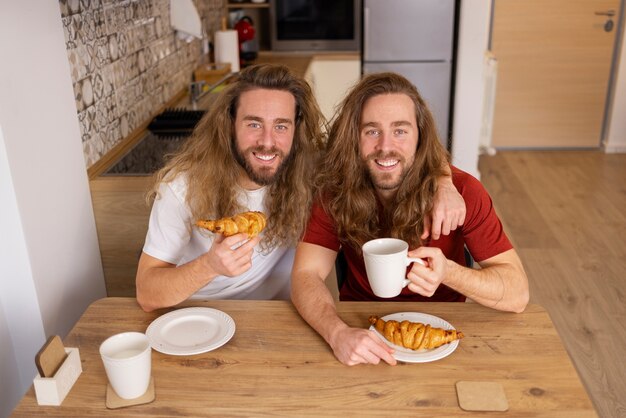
[369,316,464,350]
[196,211,267,238]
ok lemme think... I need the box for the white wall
[605,22,626,152]
[0,3,106,416]
[450,1,492,178]
[0,125,44,416]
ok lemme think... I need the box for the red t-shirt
[302,167,513,302]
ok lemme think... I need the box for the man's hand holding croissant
[200,233,260,278]
[195,211,266,277]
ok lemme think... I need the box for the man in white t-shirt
[136,64,326,311]
[136,64,466,312]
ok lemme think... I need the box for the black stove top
[104,107,207,176]
[104,133,187,176]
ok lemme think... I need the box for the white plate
[146,307,235,355]
[369,312,461,363]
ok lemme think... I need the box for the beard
[233,142,294,186]
[363,150,410,191]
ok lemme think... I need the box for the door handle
[595,10,616,17]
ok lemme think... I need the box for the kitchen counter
[103,88,218,176]
[104,134,186,175]
[255,51,313,77]
[257,51,360,77]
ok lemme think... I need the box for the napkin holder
[33,348,82,406]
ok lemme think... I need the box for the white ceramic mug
[362,238,425,298]
[99,332,151,399]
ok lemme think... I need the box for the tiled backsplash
[59,0,223,168]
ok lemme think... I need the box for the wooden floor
[479,151,626,418]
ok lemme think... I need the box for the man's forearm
[444,254,529,313]
[136,256,217,312]
[291,271,348,346]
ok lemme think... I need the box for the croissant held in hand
[196,211,267,237]
[369,316,464,350]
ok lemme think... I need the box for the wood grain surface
[90,176,152,296]
[256,52,313,77]
[480,150,626,418]
[12,298,596,417]
[491,0,619,148]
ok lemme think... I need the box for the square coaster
[106,378,155,409]
[35,335,68,377]
[456,381,509,412]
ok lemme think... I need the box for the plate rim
[146,307,235,355]
[369,311,460,363]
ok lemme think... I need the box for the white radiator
[479,51,498,155]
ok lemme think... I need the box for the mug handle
[406,257,425,267]
[402,257,426,287]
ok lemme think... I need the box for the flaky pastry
[369,315,464,350]
[196,211,267,237]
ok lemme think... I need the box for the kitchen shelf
[226,2,269,8]
[225,2,271,51]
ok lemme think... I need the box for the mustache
[365,150,405,163]
[248,145,283,156]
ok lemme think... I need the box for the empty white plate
[146,307,235,355]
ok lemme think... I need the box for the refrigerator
[362,0,456,147]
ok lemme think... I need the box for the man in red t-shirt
[291,72,529,366]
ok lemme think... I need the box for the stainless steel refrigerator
[362,0,456,147]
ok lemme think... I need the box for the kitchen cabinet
[90,176,152,296]
[305,55,361,122]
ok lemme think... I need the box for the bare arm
[290,242,396,365]
[407,247,529,313]
[422,166,466,241]
[136,233,260,312]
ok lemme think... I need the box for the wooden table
[12,298,596,417]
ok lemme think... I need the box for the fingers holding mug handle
[406,257,426,267]
[402,257,426,288]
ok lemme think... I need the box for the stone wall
[59,0,223,167]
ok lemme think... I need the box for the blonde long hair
[317,72,449,250]
[150,64,326,249]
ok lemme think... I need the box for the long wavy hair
[317,72,449,251]
[149,64,326,250]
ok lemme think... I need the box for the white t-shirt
[143,175,293,300]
